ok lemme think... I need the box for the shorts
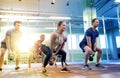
[79,42,96,52]
[79,42,87,52]
[1,42,7,49]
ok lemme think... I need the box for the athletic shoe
[0,68,2,71]
[95,63,105,68]
[61,67,70,72]
[15,66,20,70]
[84,64,92,70]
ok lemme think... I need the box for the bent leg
[0,48,6,69]
[96,46,102,64]
[84,46,94,65]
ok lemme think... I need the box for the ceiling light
[51,0,55,4]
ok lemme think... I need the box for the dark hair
[58,20,65,26]
[92,18,98,24]
[57,20,65,30]
[14,21,22,25]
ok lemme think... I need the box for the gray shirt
[2,29,22,49]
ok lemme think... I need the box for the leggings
[41,45,52,67]
[57,49,66,66]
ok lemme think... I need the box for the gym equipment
[49,60,54,66]
[89,54,94,61]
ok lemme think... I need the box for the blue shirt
[80,27,99,48]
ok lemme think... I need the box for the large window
[99,35,106,48]
[68,35,77,50]
[116,36,120,48]
[79,35,84,43]
[67,34,84,50]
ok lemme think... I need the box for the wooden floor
[0,63,120,78]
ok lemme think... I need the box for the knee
[86,49,92,54]
[97,49,102,54]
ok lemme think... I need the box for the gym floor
[0,63,120,78]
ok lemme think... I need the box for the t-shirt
[80,27,99,49]
[2,29,22,49]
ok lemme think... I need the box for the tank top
[43,31,64,49]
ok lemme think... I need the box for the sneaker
[0,68,2,71]
[15,67,20,70]
[89,54,94,61]
[61,67,70,72]
[84,64,92,70]
[95,63,105,68]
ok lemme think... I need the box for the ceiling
[0,0,83,17]
[3,0,119,34]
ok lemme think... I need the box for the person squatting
[0,18,104,73]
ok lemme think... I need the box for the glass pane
[99,35,106,48]
[116,36,120,48]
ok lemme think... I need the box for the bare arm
[94,37,98,51]
[55,35,66,55]
[61,42,65,49]
[33,41,37,51]
[50,32,57,52]
[55,44,62,55]
[50,32,62,55]
[61,35,66,49]
[6,35,11,52]
[86,36,92,49]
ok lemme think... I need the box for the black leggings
[41,45,52,67]
[57,49,66,66]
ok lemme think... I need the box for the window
[68,35,77,50]
[67,34,85,50]
[99,35,106,48]
[79,35,84,42]
[116,36,120,48]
